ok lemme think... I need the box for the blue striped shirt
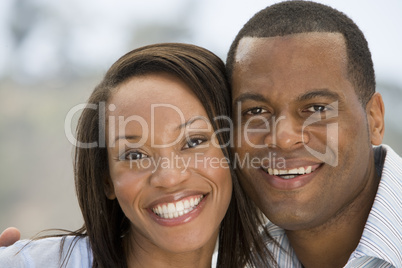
[265,145,401,268]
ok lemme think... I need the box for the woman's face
[105,73,232,254]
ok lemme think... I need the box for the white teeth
[306,166,312,174]
[281,175,297,179]
[266,165,316,177]
[152,195,204,219]
[289,168,298,174]
[184,200,190,209]
[168,203,175,213]
[176,201,184,212]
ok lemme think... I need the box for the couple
[1,1,401,267]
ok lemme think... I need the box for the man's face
[232,33,379,231]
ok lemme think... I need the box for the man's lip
[262,163,322,175]
[146,191,208,209]
[260,163,323,190]
[261,158,323,170]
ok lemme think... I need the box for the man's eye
[244,107,268,115]
[125,151,148,160]
[183,137,206,149]
[306,105,328,112]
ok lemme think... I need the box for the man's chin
[270,217,318,231]
[262,204,322,231]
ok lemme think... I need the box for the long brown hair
[71,43,276,267]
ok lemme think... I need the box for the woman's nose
[149,153,191,188]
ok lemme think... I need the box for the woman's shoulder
[0,235,93,267]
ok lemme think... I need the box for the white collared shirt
[0,236,93,267]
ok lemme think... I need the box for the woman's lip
[147,191,207,209]
[147,194,208,227]
[260,163,323,190]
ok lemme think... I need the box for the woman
[0,43,275,267]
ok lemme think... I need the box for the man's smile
[263,164,320,179]
[259,162,323,190]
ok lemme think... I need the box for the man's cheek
[303,125,339,167]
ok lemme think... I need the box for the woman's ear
[366,92,385,145]
[104,177,116,200]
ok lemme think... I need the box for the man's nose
[265,115,307,150]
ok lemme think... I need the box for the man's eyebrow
[296,89,340,102]
[233,92,268,104]
[176,116,209,131]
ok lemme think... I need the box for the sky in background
[0,0,401,86]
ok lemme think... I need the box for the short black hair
[226,0,375,106]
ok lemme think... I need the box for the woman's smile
[150,194,205,219]
[147,194,209,227]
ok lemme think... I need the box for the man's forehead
[235,32,346,63]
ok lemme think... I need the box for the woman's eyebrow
[115,135,141,142]
[176,116,210,131]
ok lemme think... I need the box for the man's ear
[104,177,116,200]
[366,92,385,145]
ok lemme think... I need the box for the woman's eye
[125,151,148,160]
[244,107,268,115]
[306,105,328,113]
[183,138,206,149]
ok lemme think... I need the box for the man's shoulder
[0,235,92,267]
[349,144,402,267]
[380,144,402,176]
[377,144,402,170]
[375,144,402,222]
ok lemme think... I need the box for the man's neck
[286,165,381,268]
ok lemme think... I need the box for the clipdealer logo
[234,100,339,168]
[64,100,339,168]
[302,101,338,167]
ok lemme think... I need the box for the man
[226,1,401,267]
[2,1,401,267]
